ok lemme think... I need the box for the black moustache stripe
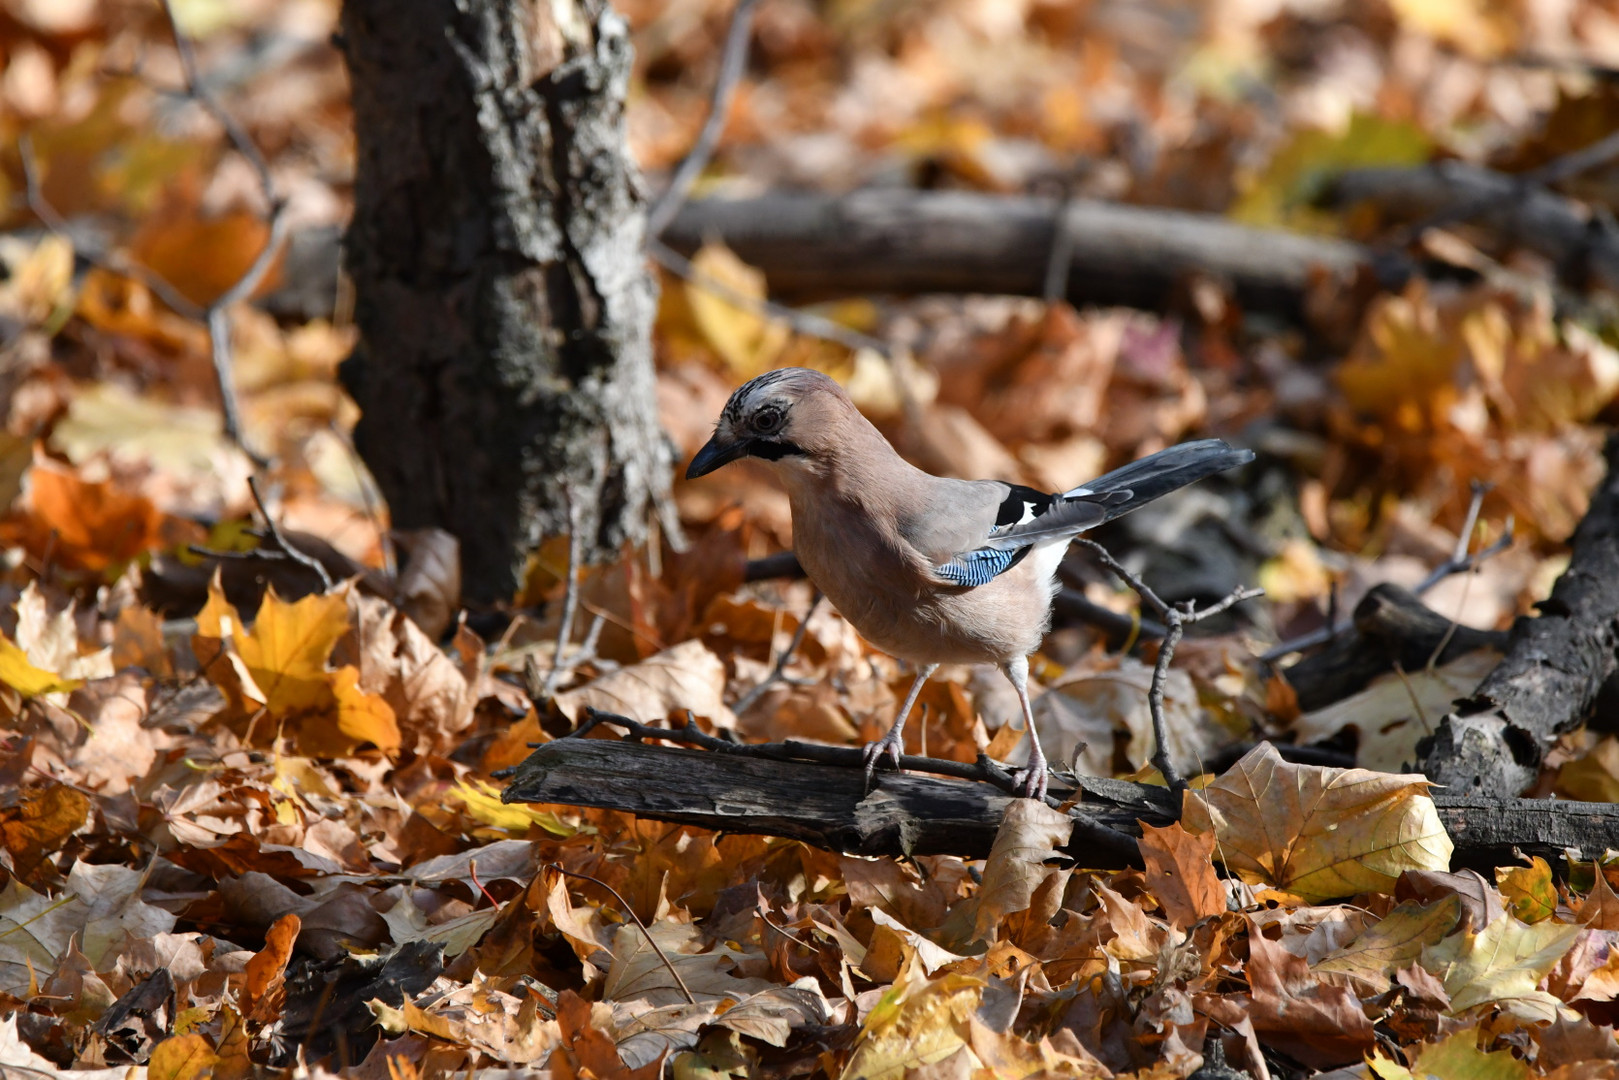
[750,439,806,461]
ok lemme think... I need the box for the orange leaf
[130,210,282,308]
[6,458,166,571]
[328,664,401,754]
[1137,820,1226,928]
[243,913,300,1022]
[0,784,90,885]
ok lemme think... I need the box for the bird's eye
[753,404,786,434]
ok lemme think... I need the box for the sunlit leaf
[1182,743,1452,902]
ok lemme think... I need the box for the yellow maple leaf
[236,588,350,716]
[684,242,790,378]
[0,635,79,697]
[193,577,399,755]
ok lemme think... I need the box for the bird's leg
[862,663,938,790]
[1002,655,1048,801]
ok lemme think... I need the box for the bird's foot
[861,730,906,792]
[1013,745,1050,800]
[1011,766,1049,801]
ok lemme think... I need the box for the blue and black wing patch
[935,545,1030,587]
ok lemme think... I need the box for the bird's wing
[930,486,1127,587]
[928,439,1252,589]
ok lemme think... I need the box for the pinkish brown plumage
[688,367,1251,798]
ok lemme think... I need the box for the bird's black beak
[686,434,750,479]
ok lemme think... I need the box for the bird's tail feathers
[1064,438,1252,521]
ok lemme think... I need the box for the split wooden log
[500,736,1619,875]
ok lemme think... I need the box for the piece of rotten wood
[660,190,1377,321]
[1283,583,1508,712]
[501,736,1619,874]
[1419,434,1619,794]
[501,736,1163,867]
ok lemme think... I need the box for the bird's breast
[788,493,1059,666]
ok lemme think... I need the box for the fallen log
[1327,163,1619,292]
[251,191,1379,324]
[660,189,1374,319]
[500,735,1619,875]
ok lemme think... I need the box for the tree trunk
[340,0,672,602]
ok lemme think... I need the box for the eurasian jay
[686,367,1252,799]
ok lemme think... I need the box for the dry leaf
[554,639,736,730]
[1137,821,1226,928]
[1182,743,1452,902]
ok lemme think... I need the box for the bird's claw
[861,732,905,792]
[1010,766,1049,801]
[1013,746,1050,801]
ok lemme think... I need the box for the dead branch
[660,189,1376,319]
[534,709,1144,861]
[1281,583,1508,713]
[499,730,1619,874]
[1074,539,1263,791]
[258,191,1382,325]
[1417,434,1619,793]
[1327,161,1619,292]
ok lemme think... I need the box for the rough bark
[501,737,1619,874]
[1418,435,1619,793]
[340,0,672,602]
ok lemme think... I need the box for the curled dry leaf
[1182,743,1452,902]
[948,799,1073,948]
[554,638,736,730]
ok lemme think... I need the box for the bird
[685,367,1252,799]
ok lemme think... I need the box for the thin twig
[17,134,203,318]
[548,863,696,1006]
[157,0,286,456]
[543,487,585,701]
[159,0,277,204]
[1073,538,1263,793]
[732,591,823,714]
[645,0,762,237]
[648,240,889,355]
[1257,485,1512,663]
[247,476,335,591]
[1041,179,1080,303]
